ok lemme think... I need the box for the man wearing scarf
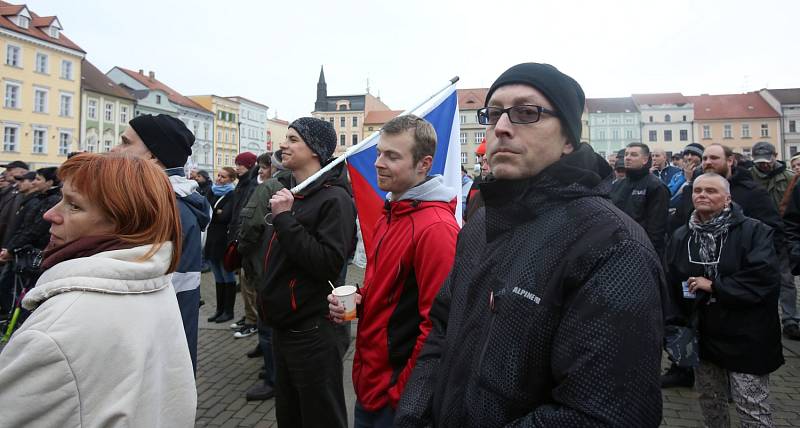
[611,142,670,259]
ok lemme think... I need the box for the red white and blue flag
[346,83,461,254]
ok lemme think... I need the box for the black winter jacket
[204,191,235,262]
[610,166,670,258]
[670,167,784,250]
[395,144,665,428]
[258,162,356,329]
[2,192,37,249]
[227,167,259,243]
[6,186,61,251]
[667,204,783,375]
[781,184,800,274]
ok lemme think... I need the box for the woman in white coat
[0,153,196,427]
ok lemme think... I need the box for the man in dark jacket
[328,115,460,427]
[749,141,800,340]
[651,147,680,185]
[0,171,39,316]
[111,114,211,373]
[611,142,670,259]
[260,117,356,428]
[394,63,665,427]
[0,161,29,245]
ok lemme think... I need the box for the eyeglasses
[477,105,559,125]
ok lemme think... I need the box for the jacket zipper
[262,231,277,272]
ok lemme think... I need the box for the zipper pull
[489,290,495,312]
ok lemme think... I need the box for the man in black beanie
[112,114,211,375]
[258,117,355,427]
[395,63,665,427]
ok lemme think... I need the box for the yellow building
[689,93,782,158]
[189,95,240,168]
[362,110,402,140]
[266,117,289,153]
[1,2,84,168]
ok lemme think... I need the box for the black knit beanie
[129,114,194,168]
[289,117,337,162]
[485,63,585,146]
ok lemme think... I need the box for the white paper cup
[333,285,357,321]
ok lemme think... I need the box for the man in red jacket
[328,114,459,427]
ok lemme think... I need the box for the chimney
[148,71,155,80]
[138,69,144,75]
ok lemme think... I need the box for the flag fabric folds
[346,84,461,255]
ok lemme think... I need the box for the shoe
[784,324,800,341]
[234,325,258,339]
[229,317,245,330]
[246,345,263,358]
[661,364,694,388]
[214,282,236,323]
[246,382,275,401]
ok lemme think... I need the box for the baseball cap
[1,160,29,170]
[752,142,776,164]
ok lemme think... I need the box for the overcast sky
[25,0,800,120]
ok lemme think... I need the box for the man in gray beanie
[395,63,665,427]
[257,117,356,427]
[111,114,210,374]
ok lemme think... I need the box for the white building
[760,88,800,158]
[586,97,641,158]
[632,93,694,156]
[227,96,269,155]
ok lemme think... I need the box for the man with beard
[749,142,800,340]
[394,63,664,427]
[665,143,787,387]
[611,143,670,259]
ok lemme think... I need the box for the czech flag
[346,83,461,254]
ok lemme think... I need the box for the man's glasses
[477,105,559,126]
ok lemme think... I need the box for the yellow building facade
[1,3,84,168]
[189,95,240,168]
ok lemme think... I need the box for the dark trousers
[0,264,14,314]
[273,318,347,428]
[258,318,276,386]
[354,401,395,428]
[176,288,200,375]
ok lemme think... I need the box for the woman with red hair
[0,153,196,427]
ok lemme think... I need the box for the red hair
[57,153,183,271]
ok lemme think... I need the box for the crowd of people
[0,61,796,428]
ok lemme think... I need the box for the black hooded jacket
[395,144,665,427]
[670,167,784,251]
[257,161,356,329]
[6,186,61,251]
[227,166,260,243]
[667,203,783,375]
[610,160,670,259]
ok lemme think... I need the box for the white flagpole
[290,76,460,194]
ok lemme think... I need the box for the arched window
[665,114,672,122]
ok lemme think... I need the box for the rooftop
[688,93,780,120]
[0,1,84,53]
[114,67,210,112]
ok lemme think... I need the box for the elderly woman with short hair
[666,172,783,427]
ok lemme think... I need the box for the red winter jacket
[353,176,459,411]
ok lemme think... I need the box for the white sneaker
[233,325,258,339]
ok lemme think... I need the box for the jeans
[209,260,235,283]
[778,248,799,326]
[258,317,276,387]
[354,401,395,428]
[273,318,347,428]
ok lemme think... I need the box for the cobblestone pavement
[195,265,800,427]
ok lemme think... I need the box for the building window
[648,130,657,142]
[352,117,358,127]
[193,121,199,137]
[664,130,672,142]
[665,114,671,122]
[34,88,47,113]
[461,152,468,164]
[120,106,129,123]
[48,26,59,38]
[217,153,222,165]
[225,131,229,143]
[104,103,114,121]
[475,131,485,144]
[723,124,732,139]
[59,93,72,116]
[351,134,357,145]
[231,130,236,142]
[649,116,653,123]
[59,132,70,155]
[329,117,334,124]
[218,130,222,142]
[340,134,346,146]
[459,132,467,145]
[761,123,769,137]
[625,129,633,139]
[156,95,162,104]
[32,129,46,153]
[742,123,751,138]
[17,15,30,29]
[35,52,48,74]
[791,121,797,133]
[340,117,346,128]
[611,128,620,140]
[3,126,18,151]
[597,129,606,140]
[4,83,20,108]
[5,45,20,67]
[460,115,466,124]
[702,125,711,139]
[87,99,97,119]
[103,137,112,152]
[680,129,688,141]
[204,123,210,140]
[60,60,73,80]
